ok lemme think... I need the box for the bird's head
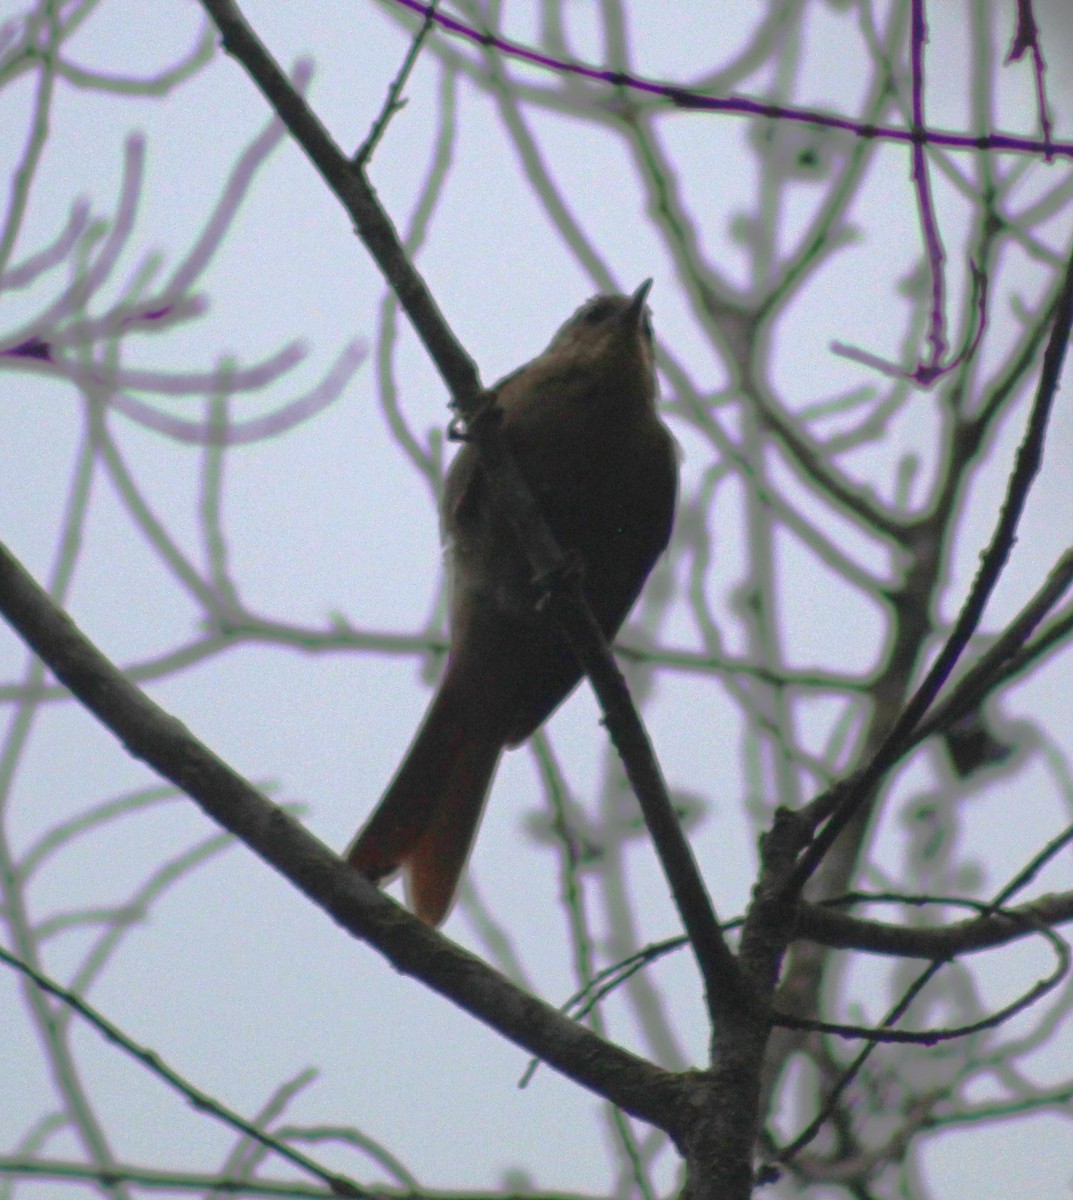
[545,279,656,387]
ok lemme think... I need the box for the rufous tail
[347,681,503,926]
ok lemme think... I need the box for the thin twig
[353,0,438,167]
[0,946,363,1197]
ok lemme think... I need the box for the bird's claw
[448,390,502,441]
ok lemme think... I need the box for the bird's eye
[581,298,617,325]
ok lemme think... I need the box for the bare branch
[0,537,686,1134]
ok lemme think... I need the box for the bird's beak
[623,278,653,328]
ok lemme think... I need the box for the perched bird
[347,281,678,924]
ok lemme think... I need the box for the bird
[346,280,678,925]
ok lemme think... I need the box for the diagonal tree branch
[196,0,741,1019]
[0,538,688,1136]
